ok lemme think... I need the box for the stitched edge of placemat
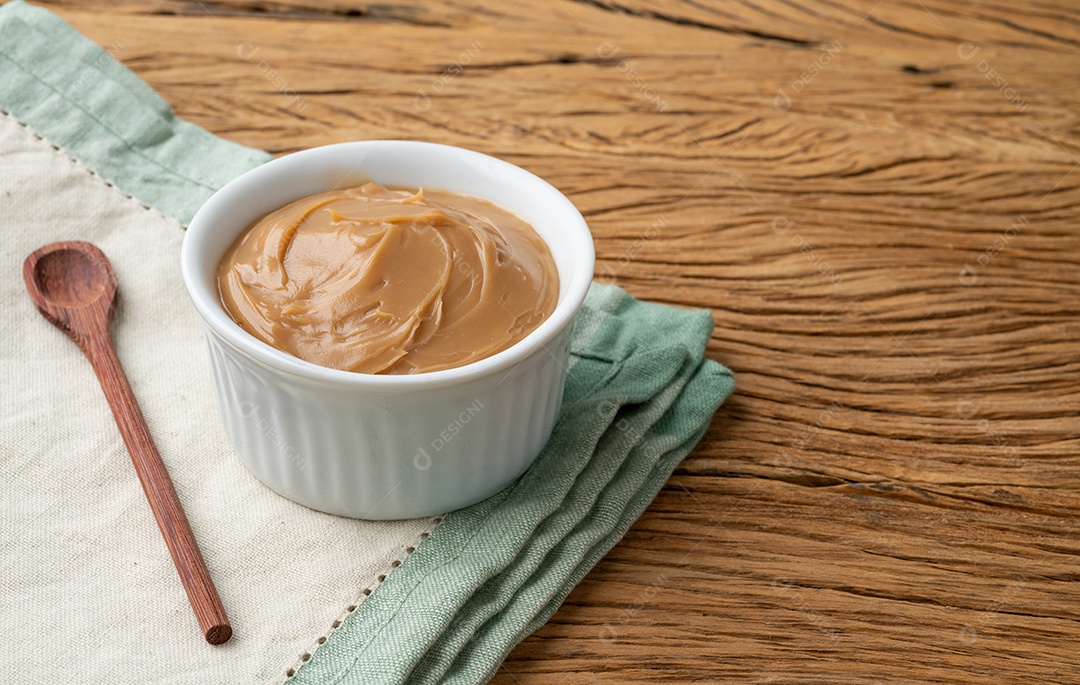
[0,0,270,225]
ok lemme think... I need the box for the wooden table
[42,1,1080,682]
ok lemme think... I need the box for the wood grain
[30,0,1080,681]
[23,241,232,646]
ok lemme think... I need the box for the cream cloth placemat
[0,110,436,682]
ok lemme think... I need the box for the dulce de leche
[216,183,559,374]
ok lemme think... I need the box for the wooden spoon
[23,241,232,645]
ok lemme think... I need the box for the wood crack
[161,1,454,27]
[571,0,821,46]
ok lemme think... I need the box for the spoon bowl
[24,241,116,341]
[31,244,114,306]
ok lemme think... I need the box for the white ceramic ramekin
[181,141,594,519]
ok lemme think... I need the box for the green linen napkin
[0,2,734,682]
[311,291,733,684]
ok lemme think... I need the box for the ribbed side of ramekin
[204,323,572,520]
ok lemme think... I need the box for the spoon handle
[81,330,232,645]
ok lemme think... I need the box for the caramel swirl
[217,183,558,374]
